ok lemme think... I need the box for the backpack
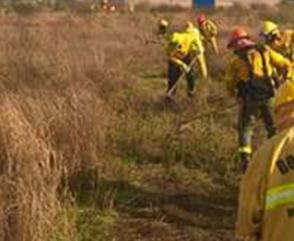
[235,45,275,101]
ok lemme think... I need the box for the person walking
[225,28,291,173]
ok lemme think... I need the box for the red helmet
[196,14,206,25]
[227,28,250,48]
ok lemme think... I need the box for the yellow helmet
[262,21,279,35]
[185,21,195,33]
[159,19,169,28]
[273,81,294,111]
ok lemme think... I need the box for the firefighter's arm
[166,41,189,71]
[270,49,292,80]
[165,41,173,53]
[236,145,269,240]
[170,56,189,72]
[208,20,218,36]
[225,59,238,96]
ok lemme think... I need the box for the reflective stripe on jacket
[266,182,294,210]
[236,127,294,241]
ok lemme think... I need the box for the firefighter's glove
[182,65,191,74]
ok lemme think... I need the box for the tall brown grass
[0,13,140,240]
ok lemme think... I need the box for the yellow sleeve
[165,42,172,53]
[236,143,269,239]
[269,49,292,79]
[165,33,180,53]
[191,29,205,55]
[170,56,187,70]
[165,40,175,54]
[165,41,187,70]
[225,58,238,96]
[165,46,185,70]
[269,49,291,70]
[207,20,218,36]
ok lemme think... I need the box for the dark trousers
[238,97,276,154]
[167,58,197,96]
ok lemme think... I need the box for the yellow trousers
[196,54,208,79]
[208,37,219,55]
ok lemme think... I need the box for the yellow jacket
[268,29,294,61]
[186,26,205,55]
[186,27,207,78]
[166,31,207,78]
[166,32,193,69]
[199,20,218,40]
[166,32,191,55]
[236,126,294,241]
[226,45,292,96]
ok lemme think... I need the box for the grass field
[0,2,292,241]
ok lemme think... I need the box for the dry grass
[0,3,291,241]
[0,14,126,241]
[0,11,161,241]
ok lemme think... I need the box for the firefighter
[196,14,219,55]
[225,28,292,173]
[260,21,294,87]
[158,18,169,36]
[185,21,208,80]
[101,0,108,10]
[236,80,294,241]
[165,27,203,97]
[260,21,294,62]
